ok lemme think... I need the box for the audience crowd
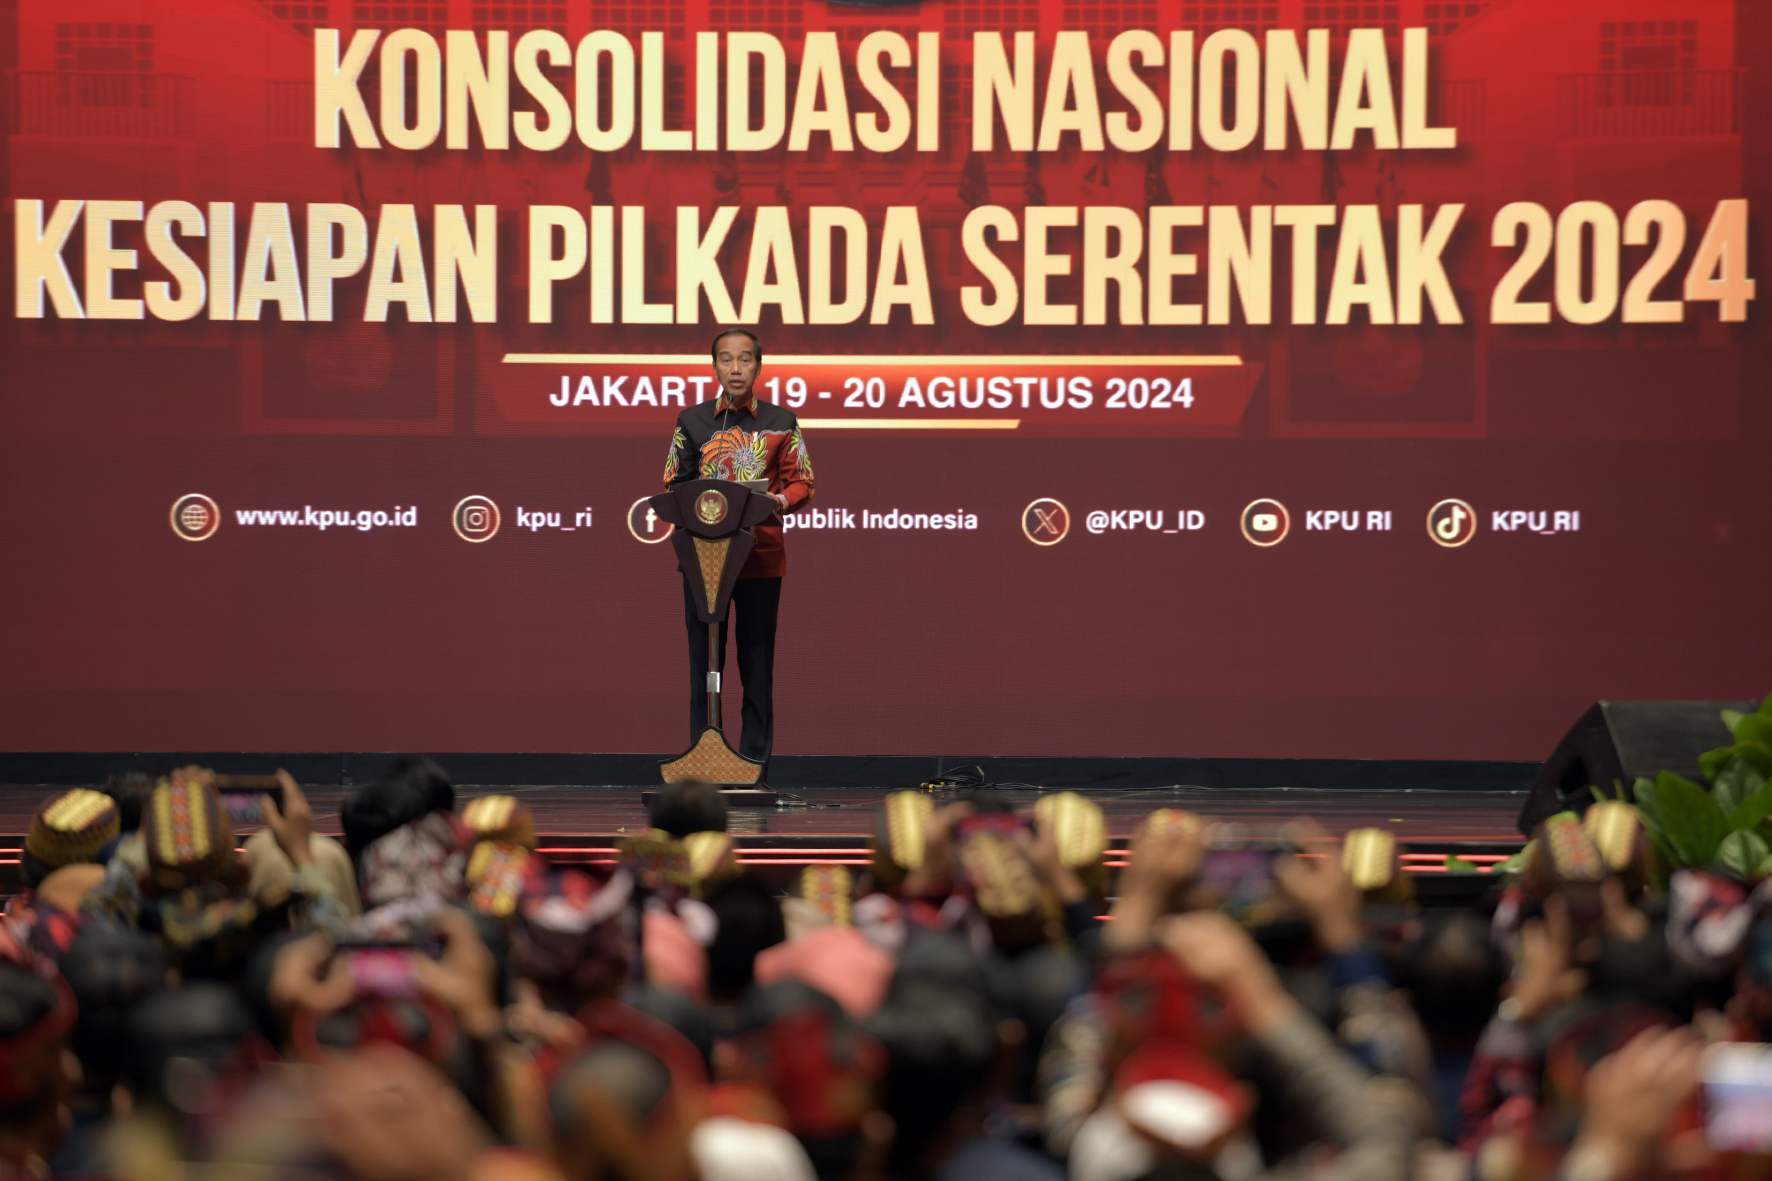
[2,746,1771,1181]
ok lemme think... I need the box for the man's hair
[549,1038,674,1132]
[125,983,258,1111]
[0,962,66,1132]
[647,781,728,837]
[61,926,166,1084]
[375,755,456,814]
[341,755,455,859]
[711,328,762,364]
[704,873,786,1000]
[0,962,60,1041]
[865,980,998,1175]
[102,769,156,832]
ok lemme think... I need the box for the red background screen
[1,0,1767,760]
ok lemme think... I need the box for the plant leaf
[1703,743,1772,784]
[1445,855,1483,874]
[1590,785,1607,804]
[1761,691,1772,716]
[1632,777,1678,867]
[1495,842,1533,875]
[1716,830,1771,879]
[1724,709,1749,736]
[1716,754,1759,816]
[1729,767,1772,832]
[1739,714,1772,751]
[1653,770,1730,867]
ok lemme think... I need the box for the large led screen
[2,0,1767,759]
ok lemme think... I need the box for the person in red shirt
[662,329,815,775]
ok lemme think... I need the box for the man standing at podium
[662,329,815,776]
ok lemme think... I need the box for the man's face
[714,334,760,404]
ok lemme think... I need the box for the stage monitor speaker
[1517,700,1754,835]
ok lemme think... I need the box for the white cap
[690,1116,817,1181]
[1119,1080,1235,1149]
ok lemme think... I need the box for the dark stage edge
[0,752,1537,794]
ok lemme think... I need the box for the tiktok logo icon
[627,496,675,544]
[1426,499,1478,548]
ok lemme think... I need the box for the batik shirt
[663,393,814,579]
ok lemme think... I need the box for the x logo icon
[1021,498,1070,546]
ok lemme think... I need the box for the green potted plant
[1631,694,1772,881]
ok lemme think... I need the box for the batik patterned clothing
[662,394,814,578]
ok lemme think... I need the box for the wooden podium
[652,479,778,786]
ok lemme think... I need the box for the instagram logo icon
[452,495,501,543]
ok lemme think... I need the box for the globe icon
[171,494,219,540]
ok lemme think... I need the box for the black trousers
[683,575,781,771]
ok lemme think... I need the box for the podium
[651,479,777,786]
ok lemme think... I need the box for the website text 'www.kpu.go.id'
[233,506,418,531]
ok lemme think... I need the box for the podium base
[659,728,764,785]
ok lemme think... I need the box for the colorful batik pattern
[663,427,688,484]
[786,427,813,483]
[700,427,774,482]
